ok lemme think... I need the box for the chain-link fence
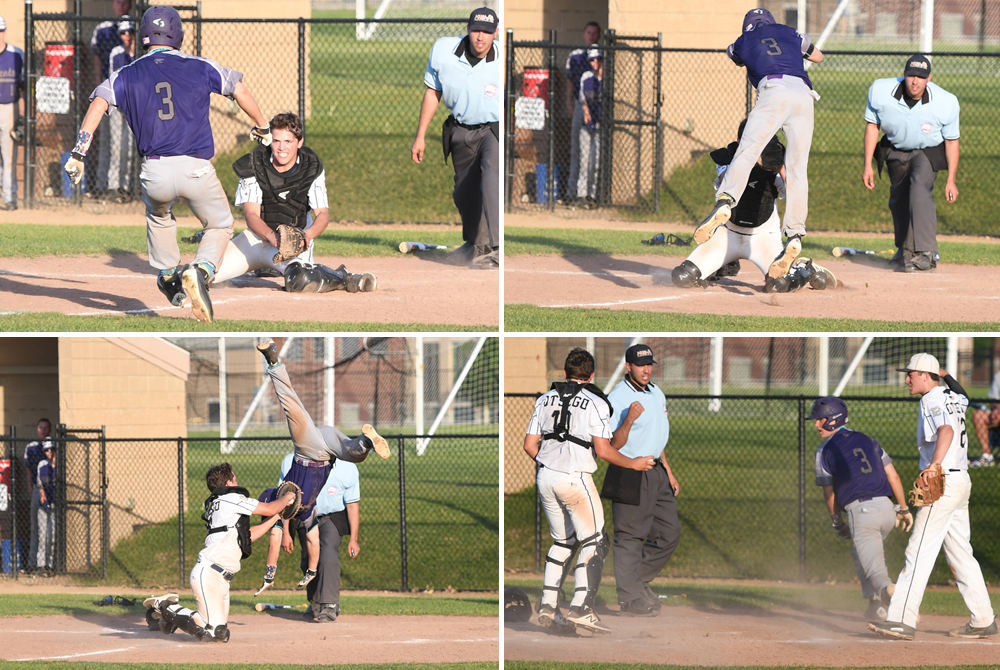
[2,429,498,591]
[505,32,1000,235]
[22,6,474,223]
[504,393,1000,586]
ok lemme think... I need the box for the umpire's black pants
[450,125,499,248]
[611,464,681,606]
[885,147,939,255]
[306,511,346,608]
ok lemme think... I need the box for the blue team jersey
[728,23,813,90]
[37,459,56,508]
[0,45,25,104]
[92,49,242,160]
[91,21,124,81]
[580,71,601,129]
[565,49,590,101]
[815,428,893,506]
[110,45,133,75]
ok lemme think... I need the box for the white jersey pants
[686,207,783,278]
[212,226,315,284]
[190,560,231,628]
[537,466,604,609]
[887,471,994,629]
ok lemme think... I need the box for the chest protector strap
[203,486,253,560]
[541,382,613,449]
[233,145,323,231]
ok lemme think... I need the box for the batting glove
[894,506,913,533]
[251,124,272,147]
[64,151,86,185]
[831,512,851,540]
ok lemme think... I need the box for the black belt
[295,457,329,468]
[949,468,962,472]
[208,562,234,581]
[454,120,490,130]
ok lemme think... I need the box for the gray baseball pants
[885,148,939,255]
[105,108,133,193]
[0,102,18,205]
[450,125,499,248]
[140,155,234,272]
[576,124,600,200]
[844,497,895,599]
[611,464,682,605]
[27,486,40,569]
[566,101,584,199]
[717,76,816,238]
[265,364,371,464]
[305,512,346,609]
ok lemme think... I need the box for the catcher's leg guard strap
[163,604,204,638]
[672,260,705,288]
[284,262,348,293]
[578,531,609,610]
[542,540,576,607]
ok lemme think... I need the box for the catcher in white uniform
[673,119,835,293]
[868,353,997,640]
[524,348,655,635]
[143,462,297,642]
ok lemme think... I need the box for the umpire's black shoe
[618,597,659,617]
[315,604,339,623]
[181,264,214,323]
[904,251,937,273]
[642,584,663,612]
[867,620,915,640]
[948,621,998,638]
[157,267,187,307]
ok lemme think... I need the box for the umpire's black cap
[904,54,931,78]
[625,344,656,366]
[468,7,498,32]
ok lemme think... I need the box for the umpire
[411,8,499,270]
[603,344,681,617]
[862,54,960,273]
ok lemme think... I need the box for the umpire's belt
[295,457,329,468]
[207,562,235,581]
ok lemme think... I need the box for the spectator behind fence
[575,46,602,208]
[35,442,57,577]
[106,19,136,204]
[970,369,1000,468]
[411,7,499,270]
[862,54,960,273]
[0,17,25,211]
[563,21,601,205]
[89,0,132,199]
[22,418,52,575]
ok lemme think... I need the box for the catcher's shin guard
[204,624,230,642]
[800,259,836,290]
[284,262,377,294]
[541,538,578,608]
[581,531,609,610]
[162,604,205,639]
[671,260,707,288]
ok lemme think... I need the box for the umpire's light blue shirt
[607,377,670,459]
[314,461,360,516]
[424,35,500,125]
[864,77,960,150]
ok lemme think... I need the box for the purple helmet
[140,6,184,49]
[806,397,849,431]
[743,8,776,33]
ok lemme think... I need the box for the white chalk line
[505,268,652,278]
[68,293,268,317]
[9,646,139,661]
[546,295,689,308]
[0,269,149,280]
[384,637,499,644]
[2,628,139,635]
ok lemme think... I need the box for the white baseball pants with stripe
[190,560,231,628]
[686,208,783,278]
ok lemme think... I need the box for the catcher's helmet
[140,6,184,49]
[806,396,849,431]
[504,587,532,623]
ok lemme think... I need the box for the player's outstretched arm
[249,513,283,543]
[594,436,654,471]
[411,87,443,164]
[64,97,110,184]
[805,46,824,63]
[884,463,909,510]
[232,80,268,128]
[254,492,296,518]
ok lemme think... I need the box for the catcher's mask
[504,587,532,623]
[759,136,785,172]
[806,397,849,431]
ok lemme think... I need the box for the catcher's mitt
[272,224,307,263]
[276,481,303,520]
[909,463,945,507]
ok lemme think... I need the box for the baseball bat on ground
[254,603,307,611]
[832,247,890,257]
[399,241,450,253]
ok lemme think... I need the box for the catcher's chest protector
[542,382,613,448]
[234,145,322,230]
[203,486,253,559]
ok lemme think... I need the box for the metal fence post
[73,0,82,205]
[504,29,514,212]
[546,29,556,210]
[178,436,185,587]
[398,436,407,592]
[101,427,108,579]
[23,0,34,209]
[8,425,17,578]
[602,32,616,207]
[196,2,203,57]
[534,460,541,571]
[298,19,306,135]
[654,33,663,213]
[798,397,806,582]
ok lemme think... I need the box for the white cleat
[693,197,734,244]
[768,236,802,278]
[143,592,179,616]
[566,606,611,633]
[363,424,391,459]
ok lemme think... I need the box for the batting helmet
[504,587,532,623]
[806,397,849,431]
[140,6,184,49]
[743,8,776,32]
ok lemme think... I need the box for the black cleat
[156,268,187,307]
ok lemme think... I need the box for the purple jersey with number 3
[727,23,813,90]
[91,50,242,160]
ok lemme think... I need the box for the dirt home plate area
[505,254,998,323]
[0,612,498,664]
[0,254,498,327]
[505,607,1000,666]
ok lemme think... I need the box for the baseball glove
[909,463,945,507]
[276,481,303,520]
[272,225,307,264]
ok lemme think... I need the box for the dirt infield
[0,253,499,327]
[505,606,999,666]
[504,254,1000,324]
[0,611,498,664]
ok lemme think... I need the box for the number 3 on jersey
[156,81,175,121]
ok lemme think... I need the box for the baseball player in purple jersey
[694,8,823,280]
[0,18,24,210]
[64,5,271,323]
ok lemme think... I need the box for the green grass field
[71,436,498,592]
[505,397,1000,584]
